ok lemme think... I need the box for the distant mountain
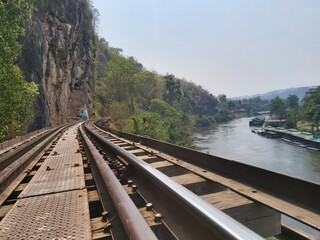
[233,86,318,101]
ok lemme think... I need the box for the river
[193,117,320,183]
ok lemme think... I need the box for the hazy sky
[92,0,320,98]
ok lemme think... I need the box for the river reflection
[193,117,320,183]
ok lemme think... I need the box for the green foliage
[108,101,133,129]
[284,94,300,128]
[135,71,164,109]
[92,38,237,146]
[163,74,182,106]
[0,0,39,141]
[286,94,299,109]
[270,96,286,119]
[179,80,219,116]
[229,97,271,116]
[0,1,35,63]
[123,99,195,147]
[195,116,213,127]
[104,51,139,107]
[301,86,320,135]
[123,111,169,142]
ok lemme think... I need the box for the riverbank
[255,126,320,150]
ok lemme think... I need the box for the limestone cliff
[19,0,95,129]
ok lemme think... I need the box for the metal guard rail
[84,122,263,240]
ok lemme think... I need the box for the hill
[234,86,318,101]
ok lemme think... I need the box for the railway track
[83,120,320,240]
[0,125,69,196]
[0,121,319,239]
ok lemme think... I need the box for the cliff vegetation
[1,0,97,141]
[0,0,38,141]
[91,39,236,147]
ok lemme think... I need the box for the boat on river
[249,116,265,126]
[253,125,320,150]
[251,128,281,138]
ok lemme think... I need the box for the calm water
[193,117,320,183]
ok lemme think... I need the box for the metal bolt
[146,203,153,211]
[101,211,109,222]
[132,185,137,192]
[103,222,112,233]
[154,213,163,223]
[74,163,80,167]
[119,167,127,174]
[76,149,80,153]
[53,151,58,155]
[46,166,52,171]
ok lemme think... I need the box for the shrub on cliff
[0,0,39,141]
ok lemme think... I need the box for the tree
[270,96,286,120]
[178,80,218,116]
[286,95,300,128]
[103,51,139,113]
[123,112,169,141]
[135,71,164,109]
[123,99,194,147]
[216,94,230,122]
[0,0,39,141]
[286,95,299,109]
[163,74,182,106]
[301,87,320,135]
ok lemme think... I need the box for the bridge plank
[149,161,174,169]
[171,173,206,185]
[158,152,320,231]
[201,189,281,237]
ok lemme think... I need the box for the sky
[91,0,320,98]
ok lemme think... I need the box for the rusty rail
[0,127,50,152]
[96,122,320,213]
[0,129,54,170]
[84,122,263,240]
[80,125,158,240]
[0,126,66,194]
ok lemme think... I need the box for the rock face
[19,0,95,129]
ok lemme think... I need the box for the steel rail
[0,128,56,170]
[0,125,69,194]
[96,122,320,212]
[84,122,264,240]
[0,127,50,153]
[80,125,158,240]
